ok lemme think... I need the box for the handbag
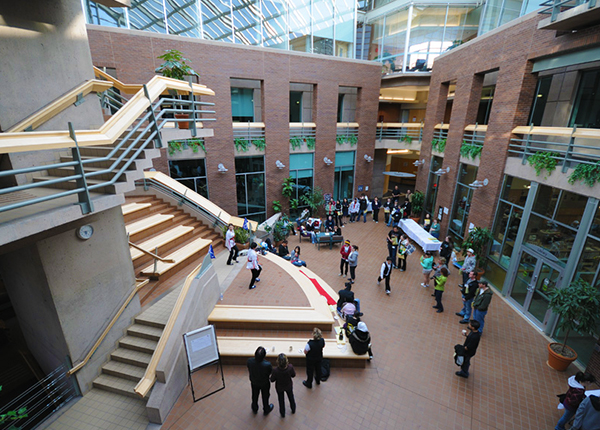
[454,344,465,366]
[406,244,416,255]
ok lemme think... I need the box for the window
[424,156,443,217]
[169,159,208,198]
[476,85,495,125]
[290,91,303,122]
[449,164,478,237]
[570,69,600,128]
[529,76,552,126]
[231,88,255,122]
[337,94,345,122]
[338,87,357,122]
[289,153,314,217]
[235,156,266,222]
[334,151,355,201]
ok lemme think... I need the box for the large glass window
[290,91,303,122]
[263,0,287,49]
[169,159,208,198]
[313,0,334,55]
[424,156,443,217]
[476,85,495,125]
[570,69,600,129]
[129,0,167,33]
[289,0,312,53]
[166,0,201,37]
[231,87,255,122]
[235,156,266,222]
[449,164,478,237]
[529,76,552,126]
[85,1,127,27]
[335,0,355,58]
[289,154,314,217]
[233,0,261,45]
[334,151,355,201]
[201,0,233,42]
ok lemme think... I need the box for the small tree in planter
[545,278,600,371]
[300,186,325,217]
[411,191,424,221]
[461,227,493,272]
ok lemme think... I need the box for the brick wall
[419,13,600,238]
[87,26,381,218]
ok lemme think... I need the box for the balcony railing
[432,123,449,153]
[539,0,597,22]
[289,122,316,150]
[460,124,487,160]
[232,122,266,152]
[336,122,359,146]
[376,122,423,143]
[509,125,600,172]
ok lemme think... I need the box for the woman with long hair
[270,353,296,418]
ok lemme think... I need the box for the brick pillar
[585,340,600,382]
[435,74,483,237]
[313,83,337,205]
[356,87,379,196]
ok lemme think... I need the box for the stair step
[130,225,195,262]
[119,335,158,354]
[127,323,163,341]
[92,374,141,399]
[122,202,152,216]
[46,166,139,182]
[111,347,152,368]
[31,175,131,194]
[126,213,174,239]
[101,361,145,382]
[139,237,212,277]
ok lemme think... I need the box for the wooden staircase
[123,195,224,304]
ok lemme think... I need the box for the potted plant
[461,227,493,278]
[410,190,424,222]
[221,224,250,249]
[155,49,198,129]
[545,279,600,371]
[300,186,325,217]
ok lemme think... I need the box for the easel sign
[183,325,225,402]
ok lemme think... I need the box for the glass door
[509,249,563,329]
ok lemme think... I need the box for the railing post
[522,123,534,165]
[378,122,382,141]
[65,355,82,397]
[189,82,197,138]
[551,0,560,22]
[69,122,94,214]
[562,125,577,173]
[419,120,424,142]
[154,247,159,275]
[143,84,163,149]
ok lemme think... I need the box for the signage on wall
[438,206,443,222]
[358,185,363,192]
[324,193,332,202]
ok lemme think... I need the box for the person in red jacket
[556,372,596,430]
[339,240,351,277]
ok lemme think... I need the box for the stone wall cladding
[419,13,600,236]
[87,26,381,217]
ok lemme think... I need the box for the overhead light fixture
[413,159,425,167]
[364,154,373,163]
[276,160,285,169]
[469,178,489,188]
[323,157,333,166]
[434,167,450,176]
[217,163,228,173]
[386,149,410,154]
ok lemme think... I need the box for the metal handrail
[128,241,176,263]
[376,122,424,141]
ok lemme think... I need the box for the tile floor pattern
[162,219,577,430]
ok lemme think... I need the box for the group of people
[555,372,599,430]
[336,282,373,359]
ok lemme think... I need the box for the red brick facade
[417,13,600,236]
[87,25,381,218]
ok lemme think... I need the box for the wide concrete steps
[139,237,212,279]
[31,175,134,194]
[130,225,195,263]
[209,305,334,331]
[126,214,175,242]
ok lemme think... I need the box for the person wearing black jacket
[439,236,453,266]
[278,240,290,260]
[456,320,481,378]
[457,271,478,324]
[303,328,325,388]
[349,321,373,360]
[247,346,274,415]
[358,195,368,223]
[337,282,355,313]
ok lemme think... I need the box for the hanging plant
[336,134,346,145]
[431,138,446,153]
[290,136,303,150]
[347,135,358,146]
[527,151,559,178]
[568,161,600,187]
[187,138,206,153]
[305,137,316,150]
[399,135,413,144]
[252,138,266,151]
[234,137,251,152]
[167,140,184,155]
[459,141,483,160]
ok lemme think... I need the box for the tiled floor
[162,219,576,430]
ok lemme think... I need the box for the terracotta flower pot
[547,342,578,371]
[236,242,249,250]
[175,113,190,129]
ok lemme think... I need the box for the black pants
[460,355,472,375]
[251,383,270,413]
[277,389,296,416]
[397,255,406,270]
[227,245,239,265]
[373,208,380,222]
[340,259,349,276]
[349,265,356,281]
[462,271,469,286]
[387,244,397,267]
[378,274,391,292]
[434,289,444,311]
[249,266,262,289]
[305,358,322,387]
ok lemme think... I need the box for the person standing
[349,198,359,222]
[455,320,481,378]
[247,242,262,290]
[270,353,296,418]
[420,252,434,288]
[372,197,381,223]
[430,219,441,239]
[439,236,453,266]
[358,194,369,223]
[387,226,400,268]
[247,346,274,415]
[325,199,335,219]
[303,328,325,389]
[457,271,478,324]
[342,198,349,223]
[391,185,401,205]
[335,200,344,227]
[555,372,597,430]
[348,245,359,284]
[571,394,600,430]
[378,256,393,295]
[226,224,239,265]
[397,234,409,271]
[432,267,448,313]
[460,249,476,286]
[472,281,493,333]
[339,240,351,276]
[383,198,392,225]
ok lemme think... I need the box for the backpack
[320,358,331,381]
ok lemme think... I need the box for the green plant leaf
[568,161,600,187]
[527,151,558,178]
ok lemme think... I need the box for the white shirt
[225,229,235,251]
[246,249,259,270]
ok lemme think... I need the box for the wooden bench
[209,305,333,331]
[316,233,344,250]
[139,237,212,278]
[216,336,368,368]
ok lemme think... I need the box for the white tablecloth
[398,219,442,253]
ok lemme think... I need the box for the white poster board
[183,325,219,372]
